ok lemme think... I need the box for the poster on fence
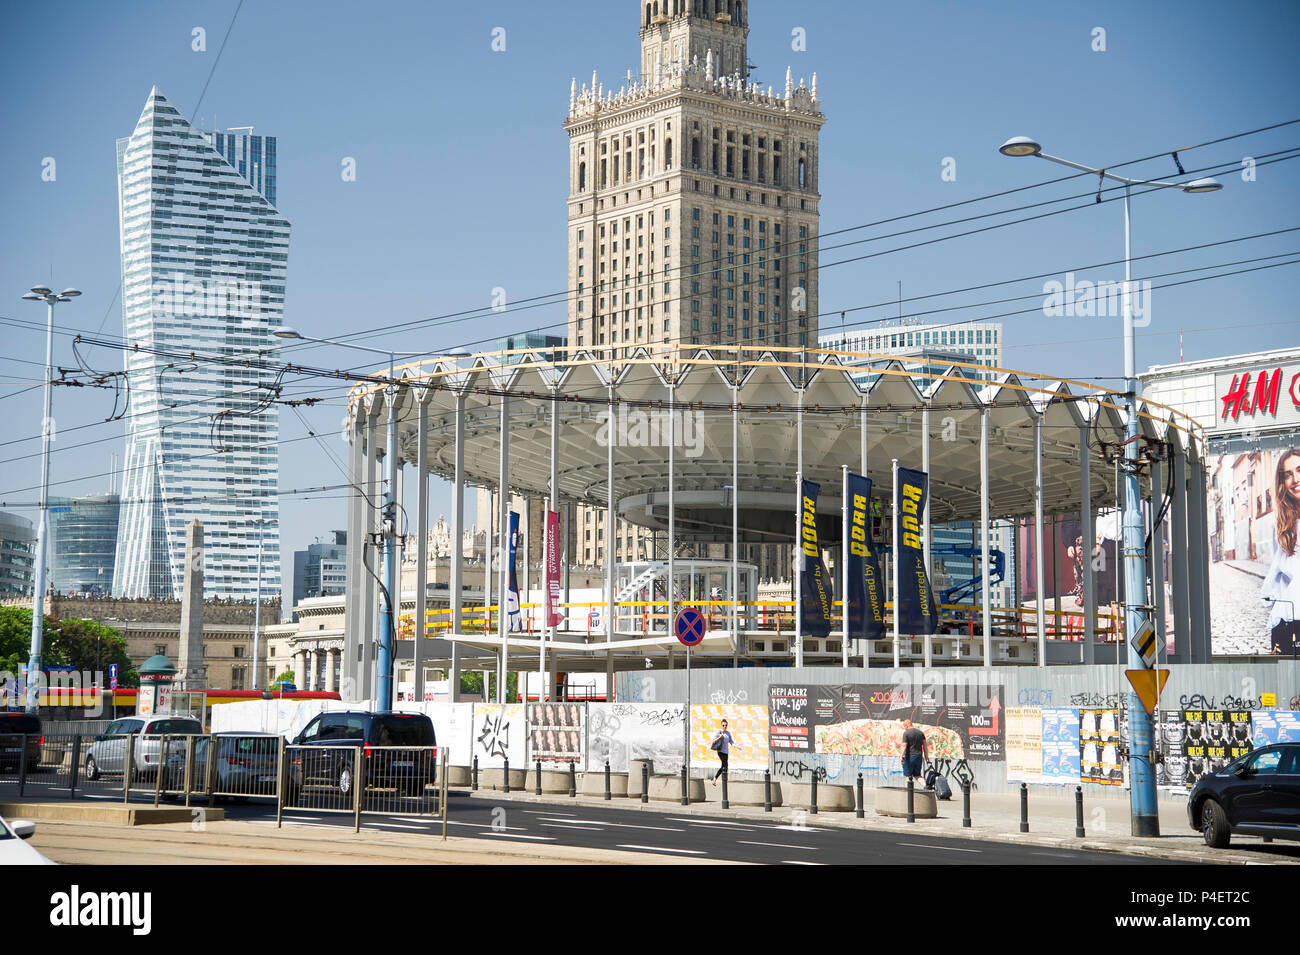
[1251,710,1300,746]
[1156,709,1188,791]
[767,682,1005,761]
[585,703,684,773]
[1040,708,1081,784]
[690,704,769,772]
[527,703,585,767]
[1182,710,1252,789]
[425,703,474,768]
[1005,706,1042,782]
[471,703,526,768]
[1079,708,1123,785]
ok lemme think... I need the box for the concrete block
[580,771,629,797]
[783,782,854,812]
[480,768,527,791]
[646,774,705,802]
[875,785,938,819]
[435,765,472,787]
[712,778,782,807]
[522,768,574,794]
[628,759,654,796]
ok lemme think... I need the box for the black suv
[289,711,435,798]
[0,713,41,771]
[1188,743,1300,848]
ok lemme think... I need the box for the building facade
[1141,347,1300,655]
[112,88,288,601]
[292,531,348,614]
[48,494,121,596]
[819,320,1005,389]
[564,1,824,568]
[0,513,35,599]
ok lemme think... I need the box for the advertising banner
[798,479,834,637]
[527,702,585,767]
[507,511,521,632]
[1182,709,1252,788]
[425,702,474,768]
[545,509,562,627]
[1206,438,1300,655]
[845,472,886,643]
[1156,709,1189,791]
[585,703,685,772]
[894,467,939,634]
[471,703,526,768]
[691,704,769,772]
[1079,709,1123,785]
[1005,706,1042,782]
[767,681,1005,761]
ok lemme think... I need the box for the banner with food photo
[1182,709,1252,788]
[526,702,585,767]
[768,681,1005,761]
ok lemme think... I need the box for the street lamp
[1000,137,1221,838]
[273,326,428,711]
[20,285,80,713]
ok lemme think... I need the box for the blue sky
[1,0,1297,581]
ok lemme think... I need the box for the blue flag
[799,479,834,637]
[846,473,886,642]
[894,467,939,634]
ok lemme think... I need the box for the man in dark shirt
[901,719,929,785]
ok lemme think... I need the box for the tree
[0,607,137,687]
[0,605,28,676]
[459,670,517,701]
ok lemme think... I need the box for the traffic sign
[1125,668,1169,716]
[108,663,118,691]
[674,607,706,647]
[1130,619,1158,669]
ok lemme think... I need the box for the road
[200,794,1159,865]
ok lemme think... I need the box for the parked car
[1188,743,1300,847]
[165,733,281,801]
[0,813,55,865]
[289,711,436,798]
[83,716,204,780]
[0,712,42,771]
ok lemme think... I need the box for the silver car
[84,716,204,780]
[166,733,282,801]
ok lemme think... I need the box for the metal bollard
[568,760,576,798]
[856,773,864,819]
[69,736,82,799]
[764,770,772,812]
[1019,782,1029,833]
[472,755,479,791]
[535,760,542,796]
[961,779,971,828]
[504,758,511,794]
[810,772,819,814]
[641,762,649,804]
[123,734,136,804]
[721,771,729,810]
[680,765,689,806]
[1075,785,1085,838]
[906,777,915,823]
[17,735,28,798]
[604,760,611,800]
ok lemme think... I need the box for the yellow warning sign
[1125,669,1170,716]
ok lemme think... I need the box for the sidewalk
[22,814,735,865]
[463,782,1300,865]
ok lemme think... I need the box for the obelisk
[177,519,207,690]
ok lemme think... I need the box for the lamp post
[273,326,424,711]
[999,137,1221,837]
[20,285,81,713]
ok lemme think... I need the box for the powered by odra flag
[799,479,834,637]
[894,466,938,633]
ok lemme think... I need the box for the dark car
[0,713,41,771]
[289,711,436,798]
[1188,743,1300,848]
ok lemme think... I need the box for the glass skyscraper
[48,494,121,595]
[112,88,289,600]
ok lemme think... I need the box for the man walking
[711,719,737,786]
[901,718,928,785]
